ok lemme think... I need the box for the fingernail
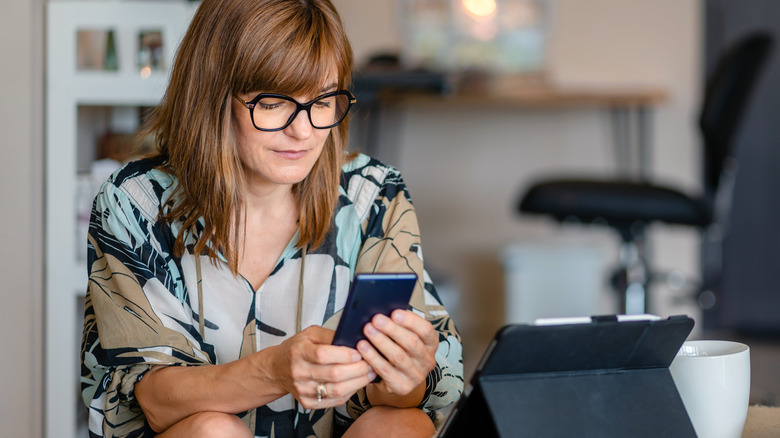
[365,324,379,336]
[392,310,406,322]
[353,353,362,362]
[367,371,377,381]
[368,365,374,373]
[358,341,370,352]
[374,315,388,327]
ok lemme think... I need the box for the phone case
[332,272,417,349]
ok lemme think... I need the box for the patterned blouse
[80,153,463,437]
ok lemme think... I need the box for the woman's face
[231,76,338,192]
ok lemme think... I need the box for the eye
[255,97,289,111]
[258,102,282,110]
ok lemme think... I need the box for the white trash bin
[501,243,606,324]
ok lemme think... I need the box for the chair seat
[519,179,712,228]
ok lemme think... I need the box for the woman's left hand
[358,309,439,407]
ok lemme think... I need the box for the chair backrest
[699,32,773,198]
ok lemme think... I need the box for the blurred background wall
[1,0,705,435]
[0,0,44,436]
[335,0,701,374]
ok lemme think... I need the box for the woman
[80,0,463,437]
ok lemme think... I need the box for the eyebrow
[321,82,338,92]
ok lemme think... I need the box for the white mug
[669,340,751,438]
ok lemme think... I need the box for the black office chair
[518,32,773,315]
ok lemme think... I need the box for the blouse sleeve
[344,164,464,424]
[80,175,213,438]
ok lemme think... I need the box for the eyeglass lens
[252,93,351,130]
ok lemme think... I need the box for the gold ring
[316,383,327,402]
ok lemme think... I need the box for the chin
[245,154,321,187]
[270,167,316,186]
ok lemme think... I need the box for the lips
[273,149,308,159]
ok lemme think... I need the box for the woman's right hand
[268,325,376,409]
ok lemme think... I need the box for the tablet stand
[439,315,697,437]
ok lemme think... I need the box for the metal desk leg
[611,107,632,178]
[611,104,654,181]
[637,105,653,181]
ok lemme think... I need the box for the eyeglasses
[234,90,356,132]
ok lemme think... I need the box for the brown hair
[145,0,354,273]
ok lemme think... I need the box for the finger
[390,310,439,350]
[365,320,415,365]
[317,371,377,401]
[302,343,363,366]
[364,317,437,387]
[357,338,404,384]
[298,384,344,410]
[307,360,372,384]
[300,325,336,344]
[361,322,422,381]
[298,372,375,410]
[371,314,429,359]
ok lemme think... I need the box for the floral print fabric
[80,153,463,437]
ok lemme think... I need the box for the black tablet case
[439,315,696,437]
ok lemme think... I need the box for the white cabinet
[45,2,197,436]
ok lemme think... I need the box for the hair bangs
[233,4,351,99]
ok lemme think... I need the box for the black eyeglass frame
[234,89,357,132]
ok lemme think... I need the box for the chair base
[612,239,649,315]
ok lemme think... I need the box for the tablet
[332,273,417,349]
[437,315,696,438]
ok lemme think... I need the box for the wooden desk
[355,73,667,181]
[404,84,667,108]
[744,406,780,437]
[413,84,666,177]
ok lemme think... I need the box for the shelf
[44,3,198,438]
[71,72,170,105]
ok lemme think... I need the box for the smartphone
[332,272,417,349]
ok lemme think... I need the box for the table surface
[358,70,668,108]
[404,84,669,108]
[743,406,780,437]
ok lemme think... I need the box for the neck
[245,183,295,214]
[239,173,299,232]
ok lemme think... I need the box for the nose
[283,108,313,139]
